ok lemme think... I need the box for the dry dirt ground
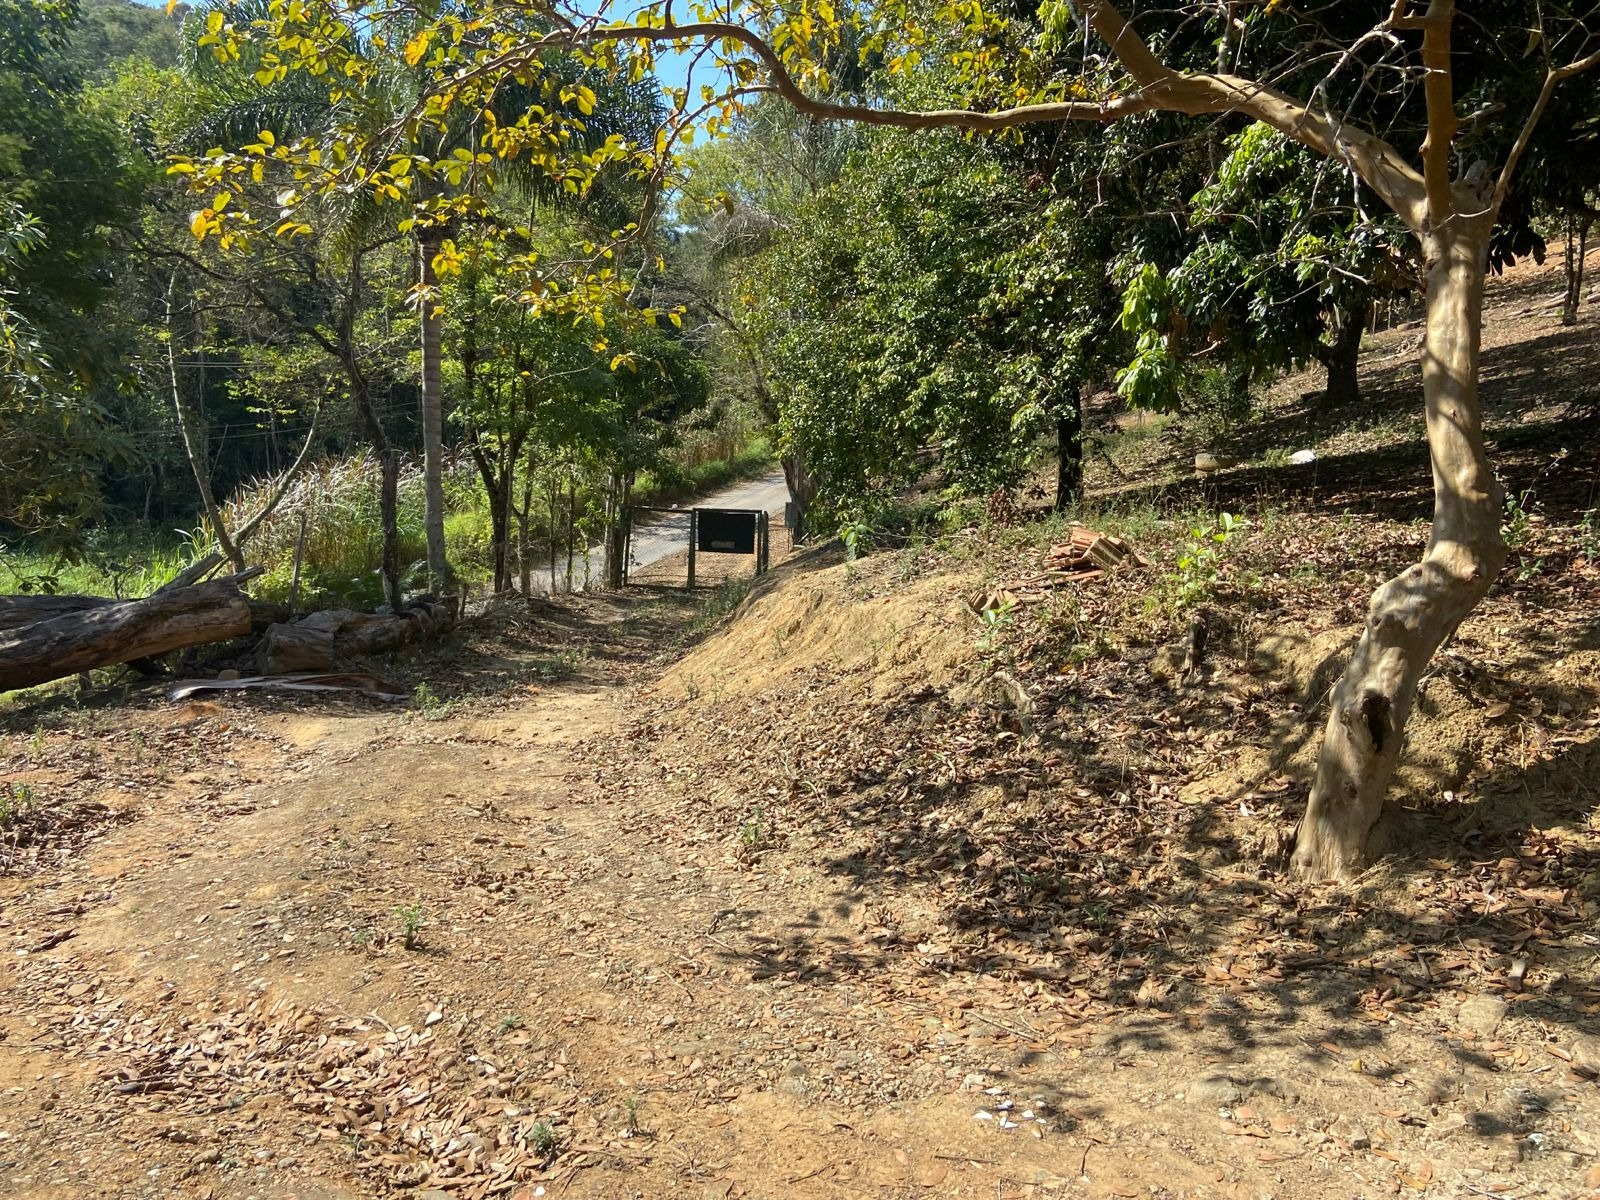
[3,262,1600,1200]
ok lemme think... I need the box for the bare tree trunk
[489,477,513,593]
[517,450,536,595]
[1316,297,1369,407]
[164,273,245,573]
[548,477,559,594]
[0,577,254,693]
[417,234,453,595]
[1562,213,1591,326]
[1293,222,1507,879]
[565,477,576,593]
[603,469,631,589]
[1054,390,1084,513]
[377,451,403,608]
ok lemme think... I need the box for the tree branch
[504,4,1429,233]
[1493,42,1600,220]
[1414,0,1460,226]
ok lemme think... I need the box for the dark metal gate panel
[695,509,758,554]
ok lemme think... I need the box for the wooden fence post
[687,510,697,589]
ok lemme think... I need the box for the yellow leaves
[189,210,212,239]
[558,84,598,116]
[430,240,466,279]
[404,31,432,66]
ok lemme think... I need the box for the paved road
[624,469,790,573]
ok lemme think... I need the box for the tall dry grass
[220,452,431,608]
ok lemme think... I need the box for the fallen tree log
[0,579,253,693]
[0,594,119,631]
[256,600,452,675]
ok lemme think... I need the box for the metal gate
[623,507,771,587]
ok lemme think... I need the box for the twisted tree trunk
[1292,220,1507,879]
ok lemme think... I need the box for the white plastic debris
[1290,449,1317,465]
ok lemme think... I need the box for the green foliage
[411,682,451,720]
[1116,122,1412,416]
[526,1120,558,1160]
[219,455,431,609]
[1502,485,1546,580]
[0,0,142,543]
[738,806,768,859]
[0,781,36,832]
[839,517,871,562]
[1167,512,1248,611]
[393,901,425,950]
[737,126,1118,526]
[973,594,1017,656]
[1502,485,1540,550]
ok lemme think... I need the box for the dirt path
[2,575,1597,1200]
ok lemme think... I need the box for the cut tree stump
[0,578,254,693]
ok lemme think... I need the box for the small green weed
[839,516,871,561]
[683,576,752,644]
[497,1013,525,1034]
[1502,486,1547,579]
[738,806,769,858]
[1580,507,1600,560]
[1502,485,1539,549]
[1,782,36,832]
[973,595,1018,655]
[527,1120,558,1159]
[1166,511,1248,610]
[412,682,453,720]
[394,902,425,950]
[624,1096,642,1136]
[1080,901,1112,927]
